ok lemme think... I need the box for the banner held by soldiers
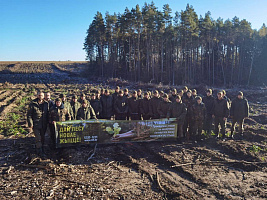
[55,118,178,148]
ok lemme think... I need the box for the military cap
[187,89,192,94]
[82,100,88,104]
[192,89,197,93]
[176,95,181,99]
[195,96,202,100]
[105,89,109,93]
[80,93,86,97]
[72,95,78,99]
[222,90,226,95]
[124,88,128,92]
[132,91,137,94]
[163,93,168,98]
[144,92,149,95]
[207,89,212,93]
[115,86,120,90]
[137,89,142,92]
[59,94,65,98]
[55,98,62,102]
[183,86,188,90]
[154,90,159,94]
[238,91,243,96]
[172,88,177,93]
[160,90,164,95]
[91,93,96,97]
[119,90,123,94]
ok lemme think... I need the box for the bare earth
[0,62,266,199]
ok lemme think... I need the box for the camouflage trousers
[204,114,213,134]
[193,120,204,136]
[214,117,226,136]
[33,128,46,148]
[231,118,244,134]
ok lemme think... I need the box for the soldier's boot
[230,131,234,139]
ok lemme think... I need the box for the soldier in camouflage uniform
[90,93,102,119]
[77,100,97,120]
[230,91,249,138]
[27,91,49,155]
[191,96,206,141]
[59,94,73,119]
[70,95,81,120]
[157,93,172,118]
[49,98,71,148]
[149,90,161,119]
[167,95,187,139]
[140,92,150,120]
[78,93,86,104]
[182,90,195,137]
[213,92,230,139]
[114,90,128,120]
[137,89,143,100]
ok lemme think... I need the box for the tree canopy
[84,2,267,86]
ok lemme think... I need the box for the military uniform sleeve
[245,99,249,118]
[90,106,97,119]
[225,101,230,118]
[179,104,187,120]
[26,103,33,127]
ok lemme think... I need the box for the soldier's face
[137,92,141,96]
[73,98,77,102]
[119,93,123,97]
[164,97,168,101]
[187,93,192,97]
[124,92,128,95]
[238,95,243,99]
[115,89,119,93]
[192,92,196,95]
[105,92,110,96]
[144,94,148,99]
[82,103,87,108]
[178,92,183,96]
[92,96,96,100]
[217,93,222,100]
[154,93,158,97]
[56,101,61,107]
[38,93,44,101]
[45,93,50,100]
[132,93,137,98]
[81,96,85,100]
[176,98,181,103]
[197,99,202,104]
[207,92,211,96]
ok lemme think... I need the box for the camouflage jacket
[27,98,49,129]
[49,104,71,123]
[157,100,172,118]
[191,102,206,121]
[77,105,96,120]
[70,101,81,120]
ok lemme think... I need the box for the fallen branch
[171,160,267,168]
[18,164,48,169]
[87,144,97,161]
[156,172,166,193]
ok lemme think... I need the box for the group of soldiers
[27,86,249,155]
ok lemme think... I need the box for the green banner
[55,118,178,148]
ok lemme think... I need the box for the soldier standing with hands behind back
[27,91,49,156]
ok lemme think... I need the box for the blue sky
[0,0,266,61]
